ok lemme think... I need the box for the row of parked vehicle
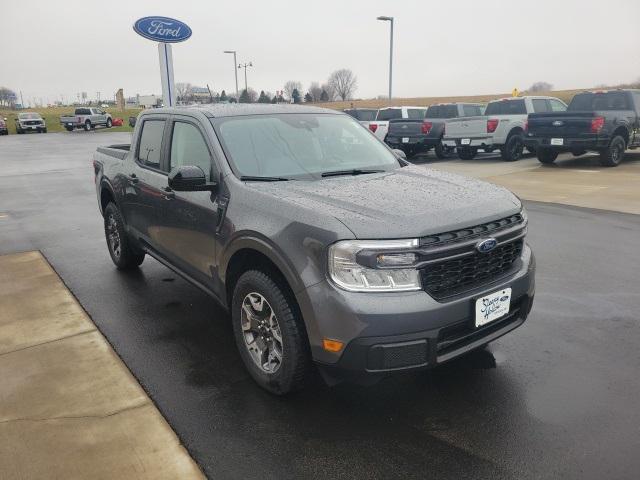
[345,89,640,167]
[0,113,48,135]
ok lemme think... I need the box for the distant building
[189,87,211,102]
[135,94,162,108]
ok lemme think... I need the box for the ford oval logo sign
[476,238,498,253]
[133,16,192,43]
[552,120,564,126]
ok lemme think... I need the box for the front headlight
[328,239,421,292]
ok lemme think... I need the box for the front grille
[24,120,41,126]
[421,239,523,300]
[421,214,523,247]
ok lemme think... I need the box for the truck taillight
[421,121,433,134]
[369,123,378,133]
[523,120,528,133]
[590,116,605,133]
[487,119,499,133]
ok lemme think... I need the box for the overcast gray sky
[4,0,639,104]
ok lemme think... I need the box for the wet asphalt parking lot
[1,132,639,479]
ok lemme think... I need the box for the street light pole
[238,62,253,95]
[223,50,239,102]
[377,16,394,101]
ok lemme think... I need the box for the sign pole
[158,42,176,107]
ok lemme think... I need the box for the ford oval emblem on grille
[476,238,497,253]
[552,120,564,126]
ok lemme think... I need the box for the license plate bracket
[475,288,512,327]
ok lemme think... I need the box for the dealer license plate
[402,137,409,143]
[550,138,564,146]
[461,138,471,145]
[67,123,73,126]
[475,288,511,327]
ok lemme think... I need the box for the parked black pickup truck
[385,103,484,159]
[525,90,640,166]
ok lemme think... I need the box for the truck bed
[96,144,130,161]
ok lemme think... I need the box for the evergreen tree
[271,95,278,104]
[239,89,250,103]
[292,88,301,104]
[258,90,270,103]
[320,89,329,102]
[220,90,228,102]
[304,92,313,102]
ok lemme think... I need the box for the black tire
[435,141,448,159]
[457,147,477,160]
[65,126,74,132]
[103,203,144,270]
[599,135,626,167]
[106,118,112,128]
[402,146,416,159]
[501,133,525,161]
[537,148,558,164]
[84,120,91,131]
[231,270,309,395]
[525,146,536,155]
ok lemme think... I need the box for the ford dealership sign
[133,16,192,43]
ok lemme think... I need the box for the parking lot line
[0,251,205,479]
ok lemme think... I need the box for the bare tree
[0,87,17,107]
[328,69,357,101]
[308,82,323,102]
[528,81,553,93]
[283,81,302,101]
[175,82,193,102]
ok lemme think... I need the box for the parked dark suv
[94,104,535,394]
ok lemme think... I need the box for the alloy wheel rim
[107,214,121,258]
[240,292,283,374]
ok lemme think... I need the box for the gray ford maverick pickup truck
[94,104,535,394]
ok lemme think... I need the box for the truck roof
[492,96,559,102]
[142,104,341,118]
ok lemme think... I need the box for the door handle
[127,173,139,184]
[162,187,175,200]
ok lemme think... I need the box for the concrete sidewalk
[0,251,205,479]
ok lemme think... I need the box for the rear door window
[137,120,166,169]
[376,108,402,121]
[484,99,527,115]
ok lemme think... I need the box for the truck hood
[248,165,521,239]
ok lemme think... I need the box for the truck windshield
[344,109,377,121]
[426,105,458,118]
[485,99,526,115]
[568,92,630,111]
[18,113,41,120]
[376,108,402,121]
[213,114,400,180]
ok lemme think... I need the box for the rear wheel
[104,203,144,270]
[599,135,626,167]
[106,118,112,128]
[457,147,477,160]
[65,126,73,132]
[232,270,309,395]
[435,141,449,159]
[501,133,525,161]
[84,120,91,131]
[537,148,558,164]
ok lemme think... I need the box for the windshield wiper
[240,175,291,182]
[320,169,384,178]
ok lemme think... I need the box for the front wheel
[232,270,309,395]
[106,118,112,128]
[599,135,626,167]
[103,203,145,270]
[457,147,477,160]
[501,133,525,161]
[537,148,558,164]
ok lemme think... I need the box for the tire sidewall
[231,270,306,394]
[84,121,91,131]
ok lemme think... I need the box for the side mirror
[168,166,217,192]
[392,148,407,160]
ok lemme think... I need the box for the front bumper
[301,244,535,378]
[442,136,497,149]
[18,124,45,130]
[524,135,609,151]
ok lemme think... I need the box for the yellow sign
[512,88,519,97]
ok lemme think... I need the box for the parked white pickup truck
[368,106,427,141]
[442,96,567,161]
[60,108,113,132]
